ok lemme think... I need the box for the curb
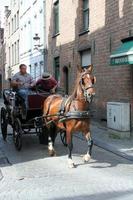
[93,137,133,162]
[74,134,133,162]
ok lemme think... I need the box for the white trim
[110,51,133,58]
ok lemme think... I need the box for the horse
[43,65,96,168]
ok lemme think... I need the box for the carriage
[1,65,96,168]
[0,88,50,150]
[0,86,67,151]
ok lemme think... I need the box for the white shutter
[81,50,91,67]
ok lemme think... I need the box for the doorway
[63,66,69,95]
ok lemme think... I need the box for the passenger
[36,72,58,93]
[11,64,35,119]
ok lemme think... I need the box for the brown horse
[43,65,96,168]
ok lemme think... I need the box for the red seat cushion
[28,94,49,109]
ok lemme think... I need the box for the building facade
[4,1,20,80]
[4,0,46,81]
[19,0,46,80]
[46,0,133,127]
[2,0,133,128]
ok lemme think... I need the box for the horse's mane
[71,71,81,99]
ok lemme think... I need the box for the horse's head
[78,64,96,103]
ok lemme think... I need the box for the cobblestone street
[0,130,133,200]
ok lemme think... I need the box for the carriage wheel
[13,118,22,151]
[39,126,48,145]
[60,131,67,147]
[0,107,8,141]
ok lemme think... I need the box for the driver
[11,64,35,119]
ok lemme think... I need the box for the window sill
[52,32,60,38]
[79,29,90,36]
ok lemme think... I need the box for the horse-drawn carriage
[0,87,53,150]
[1,65,96,168]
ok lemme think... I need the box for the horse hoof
[48,150,56,157]
[83,154,91,162]
[68,159,75,168]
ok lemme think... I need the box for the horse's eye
[92,76,96,84]
[82,79,84,85]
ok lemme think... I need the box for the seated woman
[36,72,58,93]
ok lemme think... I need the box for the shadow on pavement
[52,189,133,200]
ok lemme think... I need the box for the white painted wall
[20,0,46,80]
[4,0,20,79]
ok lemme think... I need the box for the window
[29,65,31,74]
[34,63,38,79]
[9,47,11,66]
[63,66,69,94]
[81,50,91,68]
[30,65,34,78]
[36,63,41,79]
[14,15,16,31]
[17,11,19,28]
[17,40,19,63]
[54,57,60,84]
[12,18,14,33]
[8,23,10,36]
[15,42,16,64]
[40,61,44,76]
[83,0,89,31]
[12,44,14,65]
[53,0,59,35]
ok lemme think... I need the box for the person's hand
[50,88,55,94]
[30,83,35,87]
[24,83,31,88]
[17,82,24,86]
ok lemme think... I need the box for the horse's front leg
[83,131,93,162]
[48,125,56,156]
[67,132,75,168]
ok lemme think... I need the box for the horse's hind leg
[48,125,56,156]
[50,122,57,145]
[83,131,93,162]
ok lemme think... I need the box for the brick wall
[46,0,133,126]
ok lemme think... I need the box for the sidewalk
[91,120,133,161]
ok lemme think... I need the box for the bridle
[79,71,95,103]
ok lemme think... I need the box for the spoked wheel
[60,131,67,147]
[0,107,8,141]
[13,118,22,151]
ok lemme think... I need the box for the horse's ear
[87,64,93,73]
[77,65,83,72]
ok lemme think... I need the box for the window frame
[53,0,59,36]
[82,0,89,31]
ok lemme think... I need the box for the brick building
[46,0,133,127]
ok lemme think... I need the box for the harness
[34,71,95,127]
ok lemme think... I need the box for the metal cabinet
[107,102,130,131]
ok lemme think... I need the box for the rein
[40,70,95,125]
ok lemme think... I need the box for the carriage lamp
[33,33,41,49]
[33,33,48,71]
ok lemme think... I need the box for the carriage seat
[28,92,50,110]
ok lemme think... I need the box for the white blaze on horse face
[86,74,93,86]
[87,74,90,78]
